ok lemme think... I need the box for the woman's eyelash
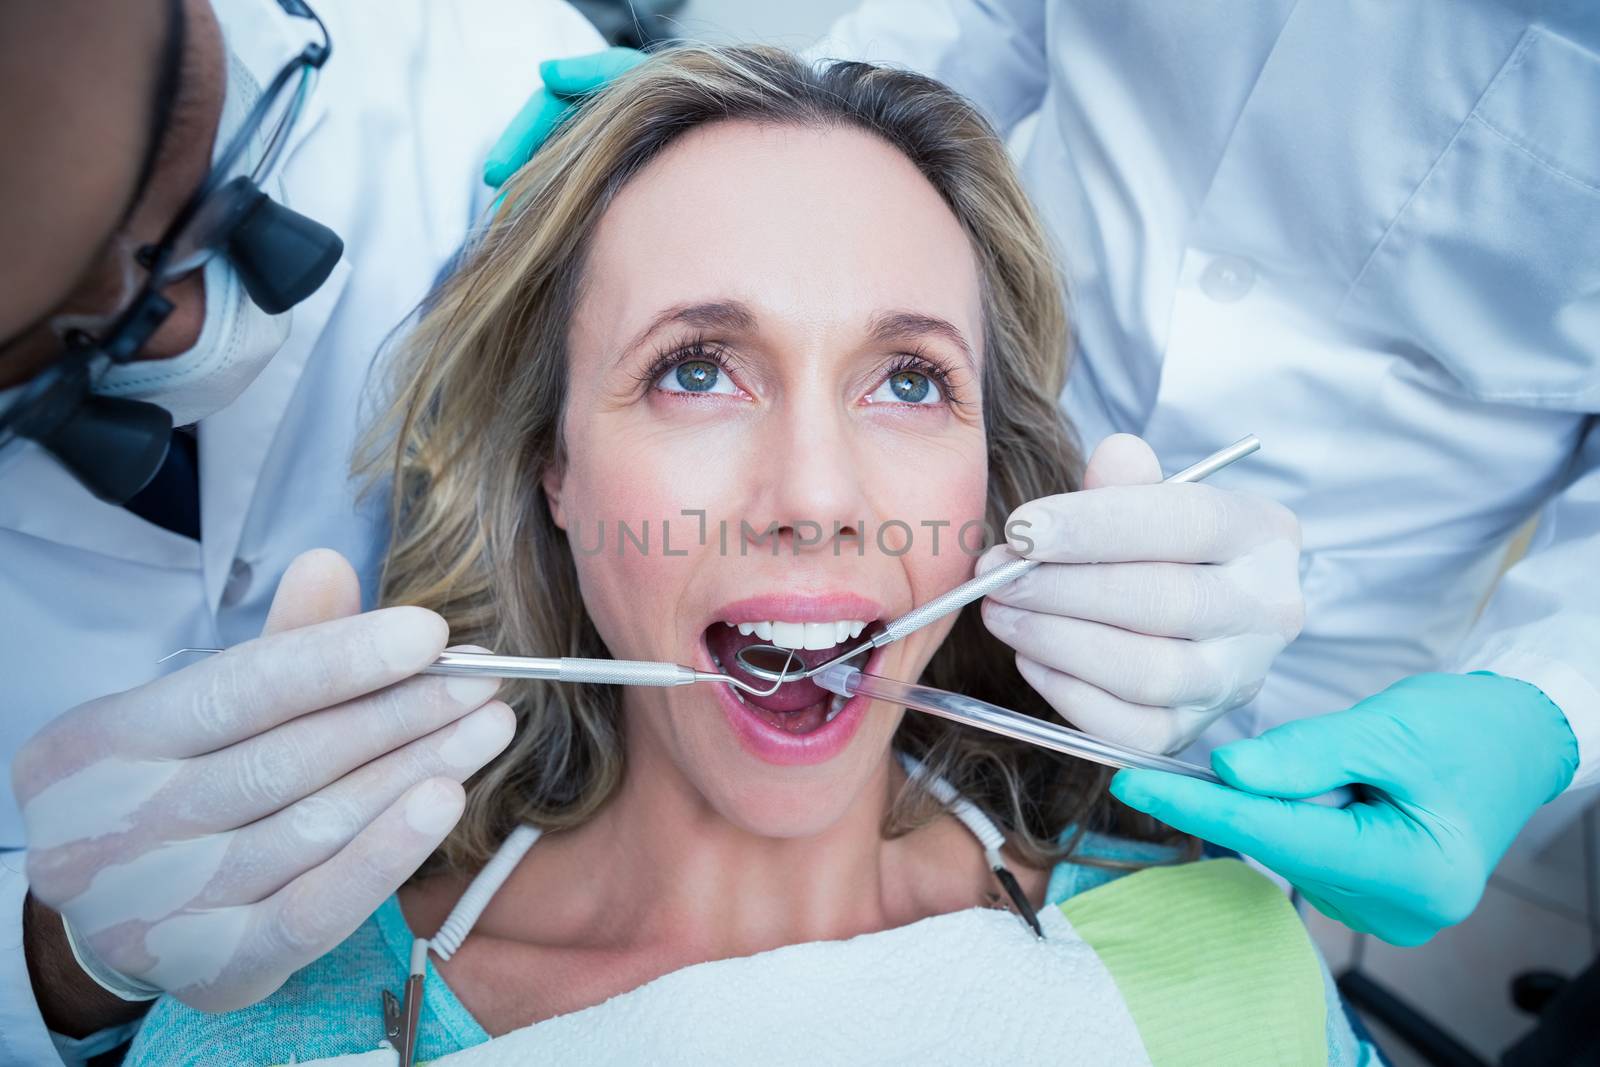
[883,348,968,408]
[633,337,735,392]
[635,338,968,408]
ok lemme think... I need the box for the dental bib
[333,902,1140,1066]
[297,764,1328,1067]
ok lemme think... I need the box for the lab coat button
[1200,255,1256,302]
[222,559,253,606]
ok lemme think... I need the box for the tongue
[704,623,835,714]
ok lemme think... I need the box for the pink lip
[694,591,899,766]
[699,635,886,766]
[710,592,887,627]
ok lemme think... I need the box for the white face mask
[91,249,294,428]
[92,50,294,427]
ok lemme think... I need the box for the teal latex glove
[1111,671,1580,946]
[484,47,646,187]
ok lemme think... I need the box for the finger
[125,607,450,757]
[1208,701,1414,800]
[261,550,361,636]
[213,700,514,902]
[484,51,644,188]
[483,89,570,187]
[261,549,362,636]
[973,543,1022,578]
[539,47,646,94]
[982,600,1239,709]
[265,777,464,968]
[1110,768,1365,886]
[1007,483,1299,565]
[188,653,502,827]
[1297,887,1368,937]
[1082,433,1162,490]
[167,777,467,1013]
[985,558,1257,640]
[1014,655,1210,754]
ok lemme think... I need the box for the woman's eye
[868,369,942,406]
[656,358,738,395]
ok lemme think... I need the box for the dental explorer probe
[734,434,1262,686]
[156,648,791,697]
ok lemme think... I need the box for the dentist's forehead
[580,119,984,357]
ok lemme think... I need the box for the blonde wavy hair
[364,45,1183,875]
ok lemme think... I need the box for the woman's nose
[759,396,872,556]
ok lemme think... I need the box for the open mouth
[703,617,884,736]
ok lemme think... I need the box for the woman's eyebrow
[612,302,976,369]
[616,300,757,365]
[867,310,975,368]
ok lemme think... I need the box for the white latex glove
[979,434,1303,753]
[11,549,515,1012]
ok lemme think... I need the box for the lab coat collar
[0,445,202,569]
[197,255,350,610]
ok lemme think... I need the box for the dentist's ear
[541,462,568,530]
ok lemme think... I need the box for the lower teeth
[825,693,846,723]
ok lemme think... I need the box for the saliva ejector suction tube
[813,663,1222,783]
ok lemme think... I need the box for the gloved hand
[1111,671,1581,945]
[12,549,515,1012]
[980,434,1303,753]
[484,46,646,187]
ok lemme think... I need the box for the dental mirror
[735,644,841,684]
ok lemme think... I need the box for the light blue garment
[123,833,1377,1065]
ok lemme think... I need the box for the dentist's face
[546,121,989,837]
[0,0,225,389]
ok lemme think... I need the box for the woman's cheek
[874,437,990,596]
[560,430,729,660]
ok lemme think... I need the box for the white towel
[306,903,1151,1066]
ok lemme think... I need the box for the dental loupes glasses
[734,434,1262,686]
[158,648,790,697]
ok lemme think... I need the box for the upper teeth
[730,619,867,650]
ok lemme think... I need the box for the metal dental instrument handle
[158,648,787,696]
[735,433,1262,684]
[816,663,1222,783]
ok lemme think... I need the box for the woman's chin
[670,688,903,841]
[697,757,885,840]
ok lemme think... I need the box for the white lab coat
[0,0,603,1062]
[818,1,1600,781]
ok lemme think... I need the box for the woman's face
[547,120,989,837]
